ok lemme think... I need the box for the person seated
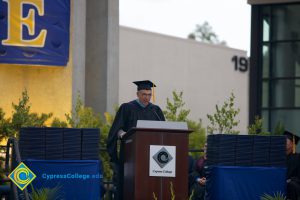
[284,130,300,200]
[189,143,207,200]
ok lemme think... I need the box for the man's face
[286,138,293,155]
[137,89,152,106]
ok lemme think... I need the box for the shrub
[50,118,68,128]
[207,93,240,134]
[0,90,52,139]
[64,95,113,180]
[163,91,206,157]
[248,116,270,135]
[0,108,11,141]
[248,116,285,136]
[11,90,52,135]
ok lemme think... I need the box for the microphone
[152,108,162,121]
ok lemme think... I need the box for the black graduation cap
[284,130,299,154]
[284,130,300,144]
[133,80,156,91]
[133,80,157,102]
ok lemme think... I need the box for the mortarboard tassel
[293,135,296,154]
[152,84,155,103]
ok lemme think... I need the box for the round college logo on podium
[9,162,36,190]
[152,147,173,168]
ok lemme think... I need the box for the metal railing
[1,138,30,200]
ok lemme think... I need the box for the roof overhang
[248,0,300,5]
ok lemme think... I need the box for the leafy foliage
[64,95,113,180]
[152,182,176,200]
[11,90,52,133]
[152,192,158,200]
[0,90,52,139]
[207,93,240,134]
[99,111,115,181]
[0,108,11,141]
[273,121,285,135]
[248,116,270,135]
[0,108,9,180]
[163,91,206,157]
[170,182,175,200]
[50,118,68,128]
[187,119,206,156]
[0,155,5,182]
[260,192,286,200]
[29,185,61,200]
[248,116,285,135]
[65,95,102,128]
[188,190,194,200]
[153,181,194,200]
[164,91,190,121]
[0,90,53,180]
[188,21,227,45]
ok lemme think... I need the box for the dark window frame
[249,2,300,131]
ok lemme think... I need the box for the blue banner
[206,166,286,200]
[24,160,102,200]
[0,0,70,66]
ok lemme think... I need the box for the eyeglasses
[139,92,152,97]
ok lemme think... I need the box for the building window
[251,3,300,132]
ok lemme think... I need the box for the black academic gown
[287,153,300,200]
[106,100,165,199]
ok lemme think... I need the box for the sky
[120,0,251,53]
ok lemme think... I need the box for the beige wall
[120,26,249,133]
[0,64,73,119]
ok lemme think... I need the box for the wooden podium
[122,127,191,200]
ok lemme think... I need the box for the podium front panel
[123,128,189,200]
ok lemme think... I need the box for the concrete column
[106,0,120,113]
[85,0,119,114]
[72,0,86,107]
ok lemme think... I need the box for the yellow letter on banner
[2,0,47,47]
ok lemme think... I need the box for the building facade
[248,0,300,136]
[119,27,249,133]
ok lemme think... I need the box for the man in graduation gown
[284,130,300,200]
[107,80,165,200]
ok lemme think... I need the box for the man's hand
[118,129,126,139]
